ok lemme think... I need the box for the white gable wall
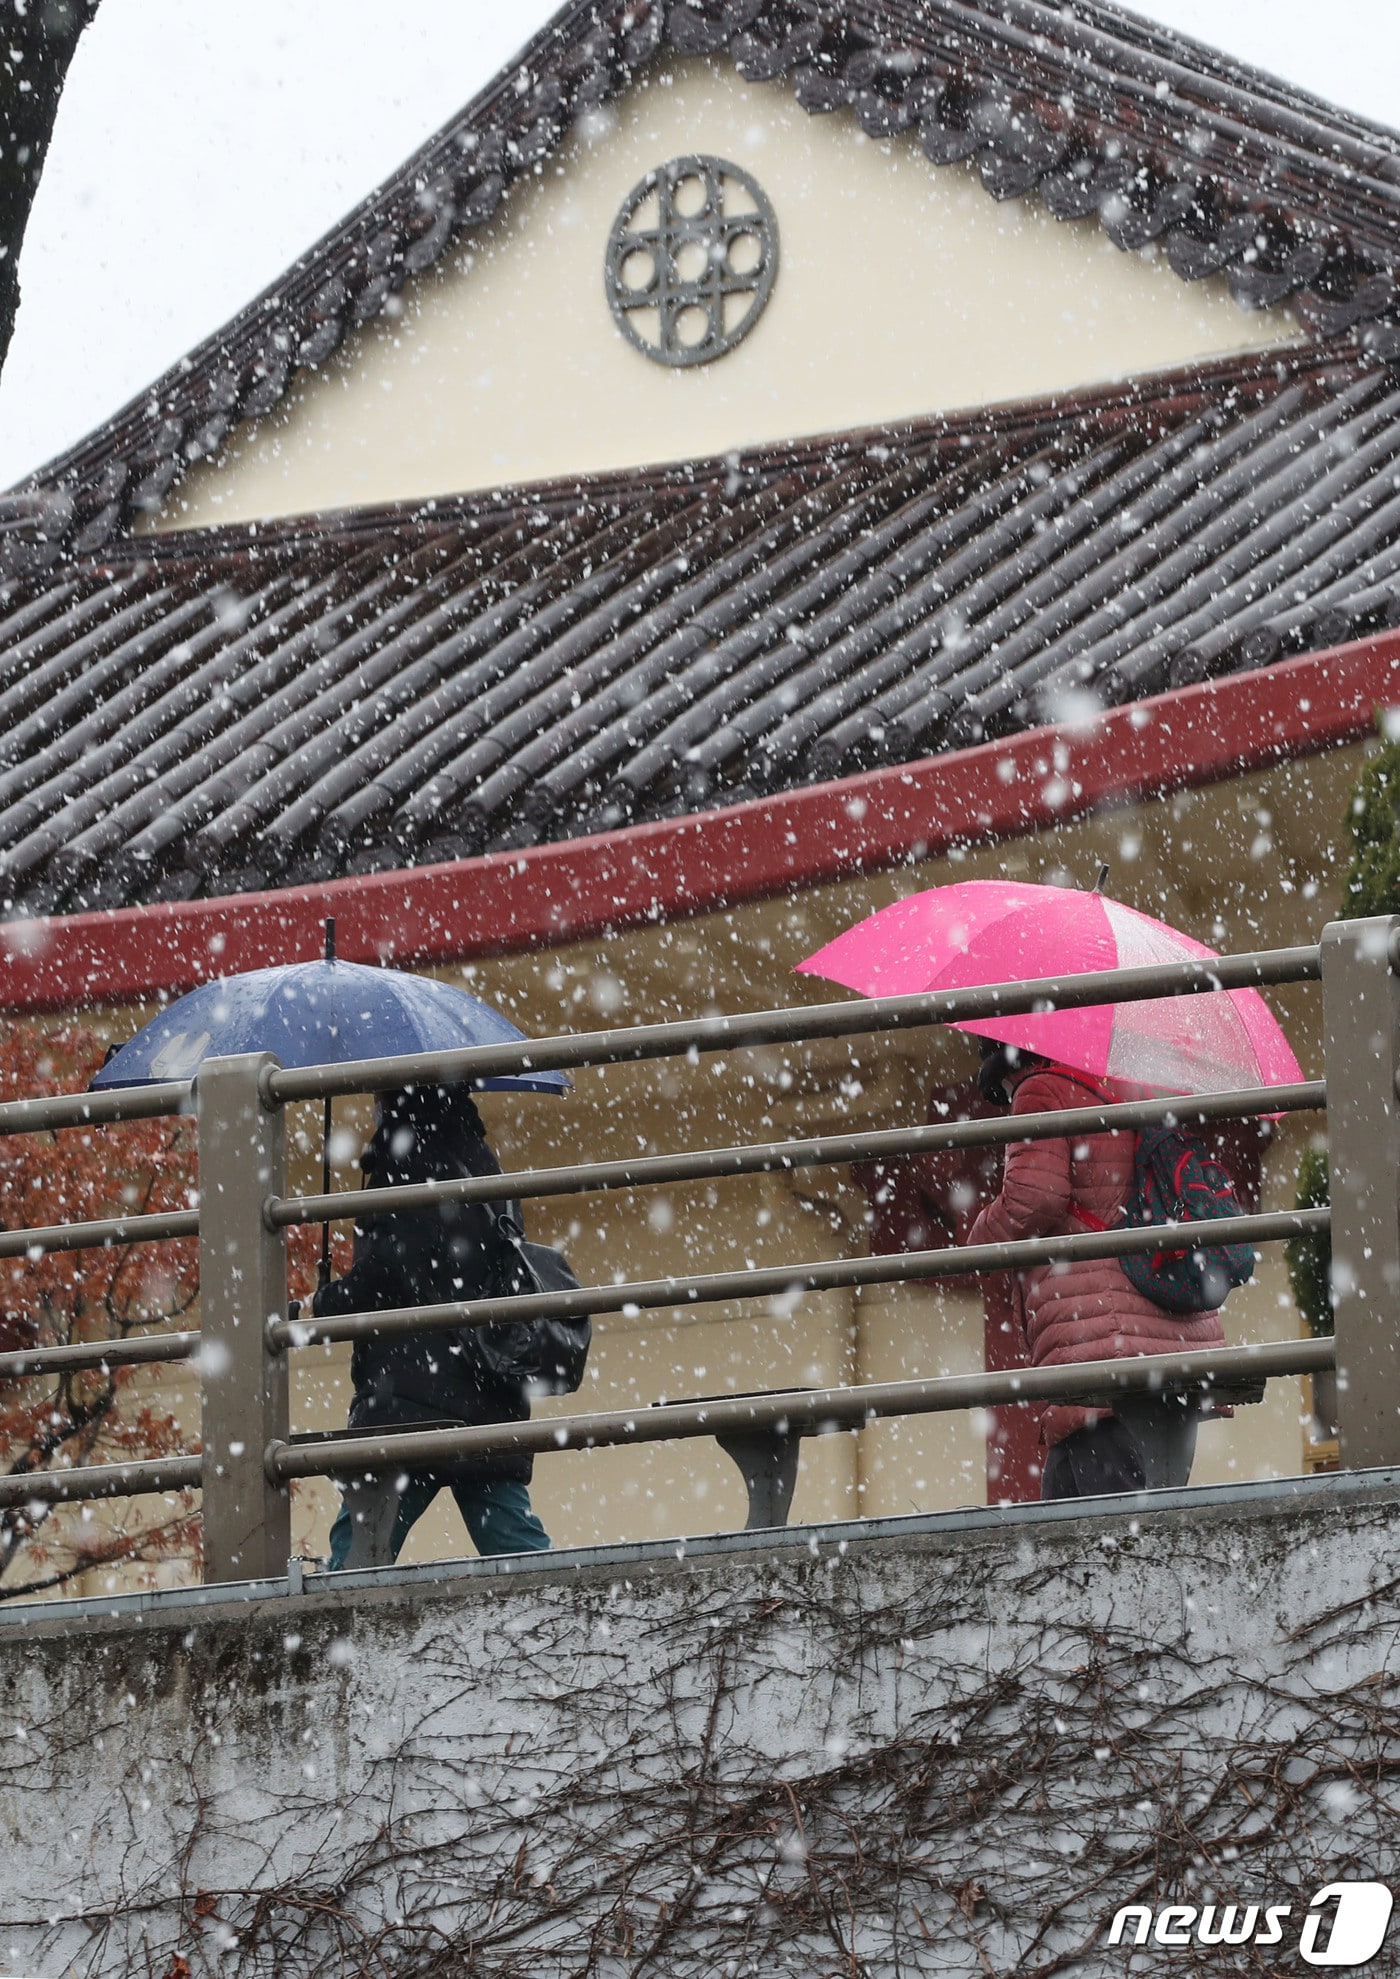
[154,58,1297,531]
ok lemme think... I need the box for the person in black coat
[314,1083,552,1569]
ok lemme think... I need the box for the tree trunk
[0,0,100,388]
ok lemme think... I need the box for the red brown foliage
[0,1019,345,1600]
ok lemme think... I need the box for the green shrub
[1289,713,1400,1333]
[1286,1144,1332,1338]
[1343,721,1400,919]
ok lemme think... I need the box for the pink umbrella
[797,880,1302,1094]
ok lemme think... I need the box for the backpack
[463,1201,592,1397]
[1116,1122,1255,1314]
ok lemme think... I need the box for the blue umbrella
[90,958,568,1094]
[93,938,567,1291]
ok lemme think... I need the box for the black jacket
[311,1089,532,1484]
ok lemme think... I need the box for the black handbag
[463,1201,592,1397]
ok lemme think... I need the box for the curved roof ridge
[6,0,1398,571]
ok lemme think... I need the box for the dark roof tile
[2,344,1398,919]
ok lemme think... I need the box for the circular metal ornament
[604,155,779,369]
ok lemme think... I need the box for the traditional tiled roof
[2,343,1397,921]
[4,0,1399,568]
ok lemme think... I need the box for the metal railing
[0,916,1393,1586]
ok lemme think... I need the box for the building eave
[3,628,1395,1016]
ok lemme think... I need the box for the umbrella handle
[318,1091,332,1291]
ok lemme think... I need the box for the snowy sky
[0,0,1395,490]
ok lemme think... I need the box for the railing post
[197,1052,290,1582]
[1321,917,1400,1470]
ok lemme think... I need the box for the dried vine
[0,1495,1394,1977]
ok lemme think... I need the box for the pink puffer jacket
[965,1066,1227,1447]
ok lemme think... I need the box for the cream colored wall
[32,738,1358,1593]
[284,737,1357,1564]
[153,58,1297,534]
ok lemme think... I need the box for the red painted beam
[3,630,1398,1014]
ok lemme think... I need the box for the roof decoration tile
[4,0,1400,568]
[2,343,1397,922]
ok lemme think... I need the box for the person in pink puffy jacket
[966,1040,1227,1499]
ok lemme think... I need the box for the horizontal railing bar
[0,1335,1334,1509]
[0,1332,200,1382]
[0,1206,200,1260]
[266,944,1321,1104]
[267,1337,1336,1481]
[271,1207,1330,1351]
[273,1082,1325,1228]
[0,1080,193,1141]
[0,1453,202,1511]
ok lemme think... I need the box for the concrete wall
[152,58,1295,532]
[1,1472,1397,1977]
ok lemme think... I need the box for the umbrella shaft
[319,1092,332,1287]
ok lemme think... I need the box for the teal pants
[328,1474,550,1569]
